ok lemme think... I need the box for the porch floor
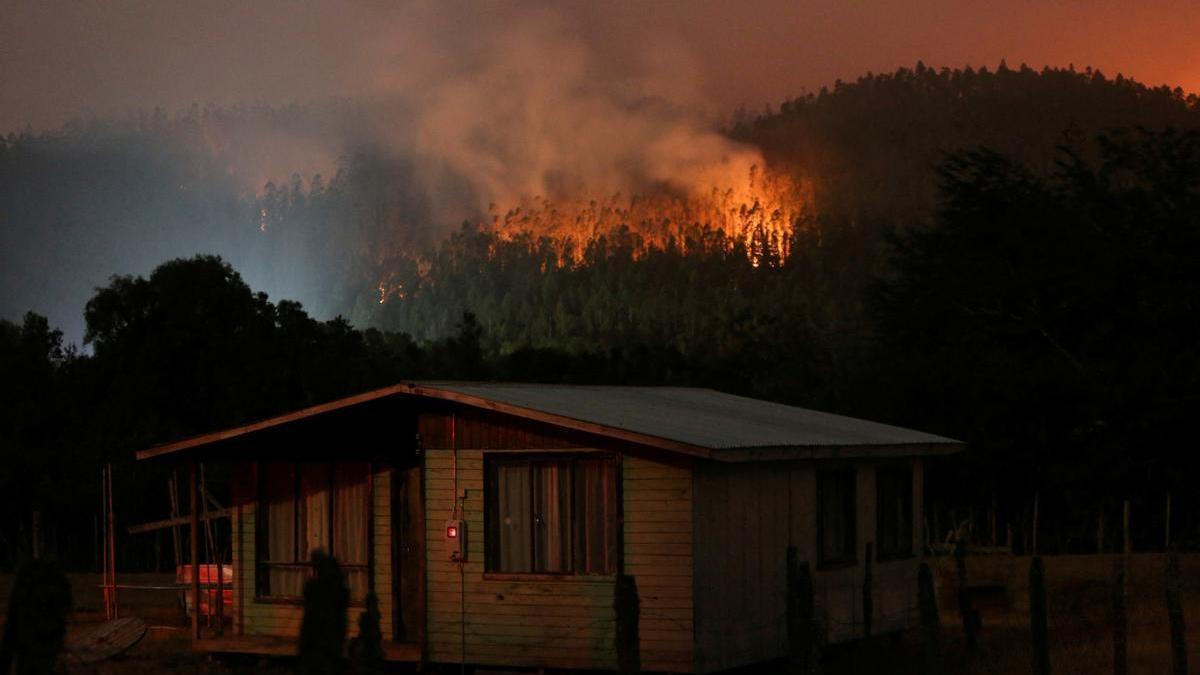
[193,635,422,662]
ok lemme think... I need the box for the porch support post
[190,459,201,642]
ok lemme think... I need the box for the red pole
[101,466,109,620]
[190,460,201,642]
[107,463,118,619]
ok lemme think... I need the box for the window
[818,469,856,566]
[257,462,370,601]
[485,456,618,575]
[876,465,914,560]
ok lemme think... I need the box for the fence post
[1164,493,1172,549]
[954,538,978,649]
[1030,556,1050,675]
[1112,556,1127,675]
[1122,499,1131,557]
[862,542,873,642]
[918,562,940,675]
[1165,546,1187,675]
[1032,493,1040,556]
[787,546,818,675]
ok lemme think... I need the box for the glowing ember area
[483,165,811,268]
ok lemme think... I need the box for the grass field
[1,553,1196,673]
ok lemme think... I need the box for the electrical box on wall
[445,518,466,561]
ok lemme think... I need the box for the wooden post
[169,473,182,568]
[787,547,817,675]
[1164,493,1171,549]
[1112,556,1127,675]
[107,463,117,619]
[1122,499,1131,558]
[190,460,201,642]
[200,464,215,631]
[862,542,873,642]
[216,546,224,637]
[918,562,940,675]
[955,538,977,649]
[1032,493,1040,556]
[990,489,998,547]
[31,510,41,559]
[100,467,109,619]
[1112,498,1133,675]
[1030,556,1050,675]
[1165,547,1187,675]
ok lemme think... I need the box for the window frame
[875,464,915,561]
[254,461,372,604]
[817,468,858,569]
[483,452,621,580]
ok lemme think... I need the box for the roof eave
[136,382,715,462]
[712,441,964,462]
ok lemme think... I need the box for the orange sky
[2,0,1198,132]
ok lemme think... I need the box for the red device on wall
[445,518,466,561]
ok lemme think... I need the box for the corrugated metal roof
[137,381,961,461]
[417,382,960,451]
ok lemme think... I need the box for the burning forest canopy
[2,63,1199,350]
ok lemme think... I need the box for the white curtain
[263,463,306,596]
[574,460,617,574]
[261,462,371,599]
[334,462,370,599]
[496,463,532,573]
[492,459,616,575]
[300,464,330,557]
[533,463,571,573]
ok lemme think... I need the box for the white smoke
[357,2,763,223]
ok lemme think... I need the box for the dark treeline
[2,256,502,570]
[3,65,1200,569]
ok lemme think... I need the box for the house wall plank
[693,459,924,673]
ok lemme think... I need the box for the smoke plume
[357,3,763,225]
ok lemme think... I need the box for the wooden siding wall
[229,462,395,641]
[692,459,924,674]
[624,453,695,671]
[417,407,585,450]
[423,442,695,672]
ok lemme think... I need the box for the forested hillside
[350,64,1200,342]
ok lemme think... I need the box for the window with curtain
[485,456,617,575]
[818,469,857,567]
[257,461,370,601]
[876,465,914,560]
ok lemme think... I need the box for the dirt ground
[0,553,1196,674]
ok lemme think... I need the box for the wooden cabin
[137,382,960,673]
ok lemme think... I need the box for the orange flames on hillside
[484,165,810,267]
[375,165,810,304]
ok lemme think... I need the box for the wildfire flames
[373,164,810,305]
[484,165,810,267]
